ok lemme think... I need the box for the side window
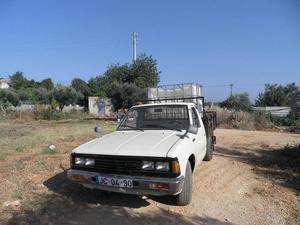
[122,109,138,128]
[191,107,200,127]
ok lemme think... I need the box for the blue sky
[0,0,299,102]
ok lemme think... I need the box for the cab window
[191,107,200,127]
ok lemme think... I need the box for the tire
[176,161,192,206]
[204,136,213,161]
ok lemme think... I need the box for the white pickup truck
[68,85,216,205]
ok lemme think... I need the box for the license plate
[96,176,133,188]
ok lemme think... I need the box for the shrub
[211,106,273,130]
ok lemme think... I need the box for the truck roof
[132,102,195,108]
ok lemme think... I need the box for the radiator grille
[71,154,176,178]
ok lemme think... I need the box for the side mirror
[94,124,101,138]
[188,125,198,134]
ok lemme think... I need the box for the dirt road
[3,128,300,225]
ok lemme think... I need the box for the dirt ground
[0,122,299,225]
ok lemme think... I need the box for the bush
[33,105,53,120]
[220,93,252,112]
[33,105,87,120]
[0,89,20,115]
[270,115,295,127]
[253,112,273,130]
[211,106,273,130]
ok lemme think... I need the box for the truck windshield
[117,105,189,131]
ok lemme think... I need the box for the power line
[233,86,257,103]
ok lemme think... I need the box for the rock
[3,200,21,208]
[49,145,56,150]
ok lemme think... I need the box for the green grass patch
[41,147,57,155]
[15,146,25,152]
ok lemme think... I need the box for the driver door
[191,107,206,159]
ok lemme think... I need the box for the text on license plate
[96,176,133,188]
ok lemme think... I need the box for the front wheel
[175,161,192,206]
[204,136,214,161]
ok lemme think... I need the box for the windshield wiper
[119,124,144,131]
[142,124,181,132]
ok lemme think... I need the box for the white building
[0,78,11,89]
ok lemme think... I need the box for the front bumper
[67,169,184,196]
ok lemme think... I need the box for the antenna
[132,32,137,63]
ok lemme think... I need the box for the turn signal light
[149,183,169,190]
[171,161,181,175]
[156,183,169,190]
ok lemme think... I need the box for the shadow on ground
[8,144,299,225]
[44,171,151,208]
[215,145,300,194]
[7,171,233,225]
[8,199,233,225]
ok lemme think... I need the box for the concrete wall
[88,97,114,117]
[253,106,291,117]
[8,104,84,112]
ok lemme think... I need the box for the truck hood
[72,130,184,157]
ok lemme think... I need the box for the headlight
[142,161,154,170]
[75,157,85,165]
[75,157,95,166]
[155,162,170,171]
[85,158,95,166]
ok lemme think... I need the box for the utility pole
[132,32,137,63]
[230,83,233,97]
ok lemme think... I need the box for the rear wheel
[204,136,213,161]
[176,161,192,206]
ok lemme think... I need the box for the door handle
[192,138,196,142]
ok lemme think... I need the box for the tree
[32,88,52,104]
[71,78,90,96]
[220,93,252,112]
[104,54,160,88]
[131,54,160,88]
[71,78,91,108]
[40,78,54,90]
[0,89,20,115]
[88,76,111,97]
[104,64,132,84]
[284,83,300,106]
[17,89,32,103]
[10,72,28,90]
[52,85,80,111]
[9,71,42,90]
[256,84,290,106]
[110,83,147,111]
[89,54,160,98]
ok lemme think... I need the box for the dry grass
[0,120,117,159]
[0,119,118,224]
[208,106,274,130]
[0,122,299,224]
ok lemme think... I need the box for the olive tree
[52,85,81,111]
[110,83,147,111]
[220,93,252,112]
[0,89,20,115]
